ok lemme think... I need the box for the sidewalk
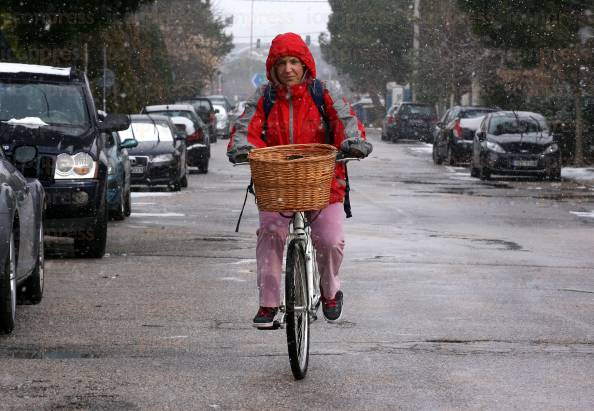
[561,167,594,187]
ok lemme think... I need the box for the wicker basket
[248,143,337,212]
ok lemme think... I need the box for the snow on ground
[562,167,594,185]
[570,211,594,219]
[409,143,433,153]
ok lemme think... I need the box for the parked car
[470,111,561,180]
[387,102,437,142]
[105,131,137,220]
[381,104,400,141]
[175,97,217,143]
[0,145,45,334]
[142,104,210,173]
[433,106,497,166]
[207,94,233,113]
[213,104,230,139]
[0,63,130,258]
[120,115,188,190]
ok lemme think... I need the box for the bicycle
[235,153,357,380]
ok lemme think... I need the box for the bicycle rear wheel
[285,238,310,380]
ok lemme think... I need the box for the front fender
[0,186,16,269]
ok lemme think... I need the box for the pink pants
[256,202,345,307]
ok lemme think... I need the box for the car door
[436,109,451,157]
[473,116,488,166]
[114,132,131,195]
[3,157,35,277]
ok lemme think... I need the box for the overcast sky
[212,0,331,46]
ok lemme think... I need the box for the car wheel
[74,195,107,258]
[479,165,491,181]
[432,144,443,165]
[0,230,17,334]
[470,162,480,178]
[447,145,456,166]
[112,188,126,221]
[20,221,44,304]
[199,158,209,174]
[180,174,188,188]
[549,168,562,181]
[124,188,132,217]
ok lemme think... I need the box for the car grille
[499,143,544,154]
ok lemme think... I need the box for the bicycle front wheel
[285,238,310,380]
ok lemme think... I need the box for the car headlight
[151,153,174,164]
[544,143,559,154]
[486,141,506,153]
[54,153,97,179]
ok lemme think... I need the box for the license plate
[512,159,537,168]
[131,166,145,174]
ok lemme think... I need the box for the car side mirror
[99,114,131,132]
[97,110,107,121]
[13,145,37,163]
[120,138,138,149]
[214,109,220,114]
[476,131,486,141]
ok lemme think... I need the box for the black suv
[385,102,437,142]
[0,63,130,258]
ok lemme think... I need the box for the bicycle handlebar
[233,155,361,166]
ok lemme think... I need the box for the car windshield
[147,110,197,124]
[459,109,494,119]
[400,105,434,118]
[178,100,211,113]
[489,115,548,135]
[0,81,90,135]
[119,121,173,142]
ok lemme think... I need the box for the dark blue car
[105,131,137,220]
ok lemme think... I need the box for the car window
[119,122,173,142]
[178,100,212,112]
[400,104,434,118]
[459,109,494,119]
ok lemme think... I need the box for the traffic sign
[251,73,267,88]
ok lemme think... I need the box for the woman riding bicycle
[227,32,372,328]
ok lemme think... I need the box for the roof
[144,104,197,113]
[129,114,172,123]
[0,63,71,77]
[492,111,545,118]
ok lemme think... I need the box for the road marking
[220,277,247,282]
[131,192,179,198]
[570,210,594,218]
[132,202,156,206]
[130,212,186,217]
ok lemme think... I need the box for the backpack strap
[308,79,333,145]
[261,84,276,142]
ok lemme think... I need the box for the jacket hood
[266,32,316,83]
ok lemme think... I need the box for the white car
[213,104,230,139]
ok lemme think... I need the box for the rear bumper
[187,144,209,165]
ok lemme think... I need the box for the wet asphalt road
[1,129,594,410]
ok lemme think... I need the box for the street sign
[251,73,267,88]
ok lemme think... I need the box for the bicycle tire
[285,238,310,380]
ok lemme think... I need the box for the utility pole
[412,0,420,102]
[102,45,107,112]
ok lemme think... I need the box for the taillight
[187,129,204,144]
[387,115,395,124]
[209,112,216,125]
[453,119,462,139]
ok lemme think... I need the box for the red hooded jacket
[228,32,366,204]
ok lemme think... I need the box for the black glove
[340,138,373,158]
[228,145,254,164]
